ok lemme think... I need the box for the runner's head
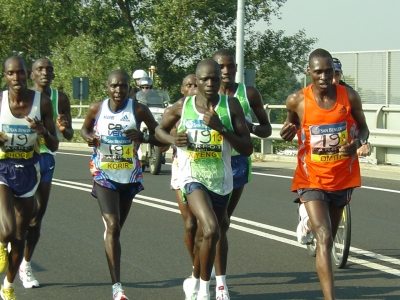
[107,70,130,105]
[212,49,236,87]
[3,56,29,94]
[332,58,343,85]
[307,48,334,91]
[181,74,196,97]
[195,59,221,100]
[31,58,55,89]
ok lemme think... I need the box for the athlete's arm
[348,89,370,156]
[204,96,253,157]
[133,102,166,146]
[81,102,101,147]
[57,91,74,140]
[280,91,303,141]
[246,86,272,138]
[33,93,59,152]
[155,98,187,147]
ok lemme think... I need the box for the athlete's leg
[187,189,219,281]
[24,181,52,262]
[176,189,197,264]
[7,196,35,283]
[0,185,16,245]
[329,203,344,239]
[305,200,335,300]
[226,185,245,219]
[95,183,122,284]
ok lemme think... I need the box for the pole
[236,0,245,83]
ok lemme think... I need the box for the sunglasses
[141,86,150,90]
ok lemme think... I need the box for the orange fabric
[291,84,361,191]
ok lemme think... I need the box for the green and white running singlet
[176,95,234,196]
[39,89,62,155]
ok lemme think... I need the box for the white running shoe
[112,283,129,300]
[297,204,312,245]
[19,264,39,288]
[215,286,230,300]
[183,277,198,300]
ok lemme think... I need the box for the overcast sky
[256,0,400,53]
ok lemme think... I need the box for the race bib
[99,135,135,170]
[0,125,36,160]
[184,119,223,160]
[309,122,348,162]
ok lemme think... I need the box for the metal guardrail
[71,104,400,164]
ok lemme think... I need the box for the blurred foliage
[0,0,316,129]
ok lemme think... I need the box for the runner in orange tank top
[280,48,370,300]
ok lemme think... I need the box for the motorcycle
[136,89,167,175]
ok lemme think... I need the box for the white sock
[3,278,13,289]
[189,274,200,292]
[112,282,122,295]
[198,278,210,296]
[20,258,30,269]
[215,275,227,288]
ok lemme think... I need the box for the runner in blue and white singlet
[90,97,143,186]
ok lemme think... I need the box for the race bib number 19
[310,122,348,162]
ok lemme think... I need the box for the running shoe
[19,264,39,288]
[0,247,8,273]
[113,291,129,300]
[0,285,17,300]
[112,283,129,300]
[183,277,197,300]
[297,204,312,245]
[215,286,230,300]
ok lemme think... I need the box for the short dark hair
[308,48,333,66]
[3,56,28,73]
[212,49,235,61]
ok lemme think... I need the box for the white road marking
[52,178,400,277]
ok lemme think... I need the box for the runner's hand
[123,129,143,142]
[357,143,371,157]
[25,116,48,136]
[86,135,100,147]
[173,129,187,147]
[56,114,70,132]
[280,122,297,141]
[203,105,223,132]
[0,132,8,146]
[339,138,357,156]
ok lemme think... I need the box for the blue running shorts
[92,179,144,202]
[39,153,56,183]
[182,182,231,208]
[0,162,40,197]
[231,154,252,189]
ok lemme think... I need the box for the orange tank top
[291,84,361,191]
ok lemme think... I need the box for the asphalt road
[9,147,400,300]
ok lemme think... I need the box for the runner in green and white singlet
[156,59,253,300]
[212,49,272,299]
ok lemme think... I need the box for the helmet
[138,77,153,87]
[132,69,148,79]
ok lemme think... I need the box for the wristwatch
[142,133,150,143]
[252,124,257,134]
[220,126,228,134]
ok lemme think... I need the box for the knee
[1,227,16,245]
[219,213,230,234]
[184,216,197,234]
[104,219,121,237]
[314,227,333,248]
[202,224,220,245]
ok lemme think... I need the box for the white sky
[255,0,400,52]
